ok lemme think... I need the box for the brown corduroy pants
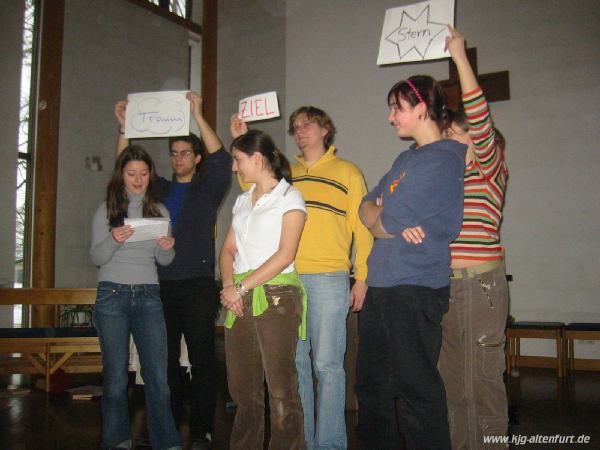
[225,284,306,450]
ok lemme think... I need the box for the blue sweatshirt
[363,139,466,289]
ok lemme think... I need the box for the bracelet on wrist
[234,281,248,298]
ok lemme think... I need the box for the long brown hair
[106,145,163,227]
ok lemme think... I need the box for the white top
[232,178,306,275]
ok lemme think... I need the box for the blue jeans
[295,272,349,450]
[94,282,181,450]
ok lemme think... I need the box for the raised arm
[230,113,248,139]
[188,91,223,154]
[446,26,505,180]
[115,101,129,156]
[446,26,478,94]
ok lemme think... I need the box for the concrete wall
[55,0,190,287]
[215,0,287,271]
[283,0,600,358]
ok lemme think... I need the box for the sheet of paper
[377,0,454,65]
[125,90,190,138]
[238,91,280,122]
[124,218,170,243]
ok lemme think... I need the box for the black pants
[160,277,219,438]
[356,284,451,450]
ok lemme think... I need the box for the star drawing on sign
[385,5,446,60]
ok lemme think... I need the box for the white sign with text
[377,0,454,65]
[238,91,280,122]
[125,91,190,138]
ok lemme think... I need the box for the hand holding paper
[187,91,203,119]
[230,113,248,139]
[124,218,171,243]
[112,225,134,244]
[444,25,466,60]
[115,101,127,132]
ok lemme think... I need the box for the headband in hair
[405,79,424,104]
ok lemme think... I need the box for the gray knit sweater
[90,192,174,284]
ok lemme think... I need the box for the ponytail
[272,148,292,184]
[230,129,292,183]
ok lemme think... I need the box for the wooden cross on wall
[440,47,510,110]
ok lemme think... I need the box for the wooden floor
[1,336,600,449]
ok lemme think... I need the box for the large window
[13,0,37,326]
[148,0,191,19]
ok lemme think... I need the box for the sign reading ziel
[125,91,190,139]
[238,91,280,122]
[377,0,455,65]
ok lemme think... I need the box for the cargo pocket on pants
[477,345,505,382]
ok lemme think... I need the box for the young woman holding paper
[219,130,307,450]
[90,145,180,450]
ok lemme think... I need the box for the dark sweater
[363,140,466,289]
[157,148,231,280]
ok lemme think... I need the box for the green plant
[59,304,94,327]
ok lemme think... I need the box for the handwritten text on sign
[125,91,190,139]
[238,91,280,122]
[377,0,454,65]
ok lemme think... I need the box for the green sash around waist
[224,270,307,340]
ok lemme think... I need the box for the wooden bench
[0,288,101,392]
[506,321,565,378]
[563,323,600,375]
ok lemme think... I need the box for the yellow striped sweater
[292,146,373,280]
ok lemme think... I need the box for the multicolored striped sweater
[450,87,508,262]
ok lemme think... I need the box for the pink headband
[405,79,424,104]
